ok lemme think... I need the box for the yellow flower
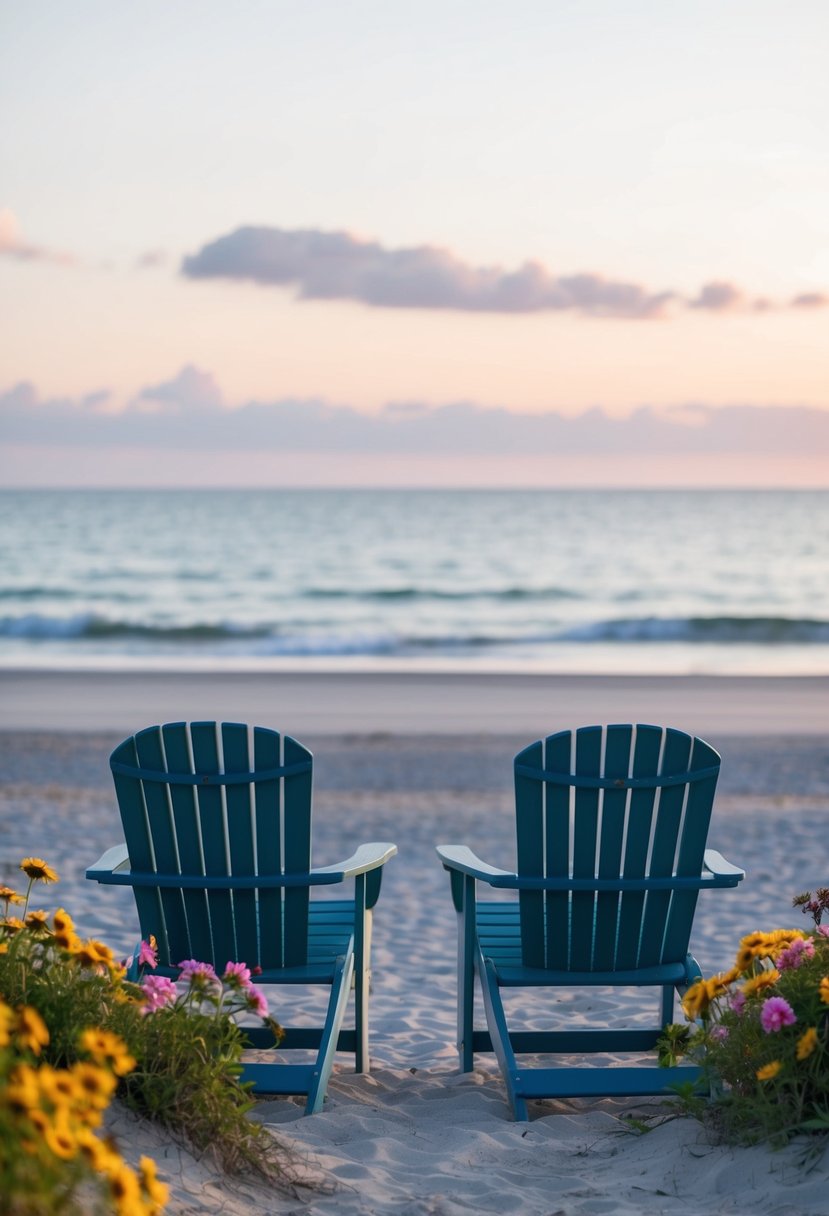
[741,968,780,999]
[24,909,51,933]
[756,1060,782,1081]
[819,976,829,1006]
[76,1127,120,1173]
[139,1155,170,1211]
[0,1001,12,1049]
[20,857,58,883]
[43,1114,77,1161]
[107,1160,142,1211]
[681,979,710,1021]
[52,907,75,934]
[0,884,25,904]
[74,939,115,970]
[55,928,82,953]
[4,1065,41,1115]
[81,1028,136,1077]
[704,972,734,999]
[16,1005,50,1055]
[38,1064,80,1108]
[2,916,26,934]
[796,1026,819,1061]
[70,1062,117,1112]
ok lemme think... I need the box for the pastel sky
[1,0,828,486]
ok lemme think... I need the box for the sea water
[1,488,827,675]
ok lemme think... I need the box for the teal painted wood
[638,728,690,966]
[283,733,313,969]
[570,726,602,969]
[221,723,257,966]
[88,721,396,1115]
[133,726,189,965]
[543,731,571,970]
[514,739,545,968]
[615,725,662,970]
[190,722,237,971]
[109,735,164,960]
[593,724,632,972]
[437,722,743,1118]
[253,726,284,970]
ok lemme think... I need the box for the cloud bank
[3,367,828,458]
[181,225,827,318]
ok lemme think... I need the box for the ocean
[1,488,828,675]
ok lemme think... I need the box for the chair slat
[638,728,692,966]
[110,735,166,960]
[190,722,236,971]
[253,727,283,970]
[514,739,545,967]
[615,724,662,969]
[282,734,313,968]
[569,726,602,969]
[160,722,213,964]
[134,726,189,964]
[542,731,571,969]
[221,722,257,967]
[593,724,632,971]
[662,735,720,960]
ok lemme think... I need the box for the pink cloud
[0,208,75,266]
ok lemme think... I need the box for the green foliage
[0,860,301,1197]
[664,892,829,1146]
[1,862,167,1216]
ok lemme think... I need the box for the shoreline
[2,668,828,735]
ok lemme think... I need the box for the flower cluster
[1,853,291,1195]
[660,894,829,1143]
[1,862,168,1214]
[136,942,271,1024]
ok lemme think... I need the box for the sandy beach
[2,670,828,1214]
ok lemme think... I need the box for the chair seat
[476,901,692,987]
[149,900,356,983]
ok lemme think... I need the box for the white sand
[1,673,828,1215]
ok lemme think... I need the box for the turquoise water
[1,489,828,674]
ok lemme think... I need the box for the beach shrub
[660,888,829,1144]
[0,858,296,1198]
[0,859,167,1215]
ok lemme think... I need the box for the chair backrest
[110,721,314,973]
[513,724,720,972]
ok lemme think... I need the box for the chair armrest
[703,849,745,881]
[313,842,398,880]
[86,844,130,882]
[436,844,515,886]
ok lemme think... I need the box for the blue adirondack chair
[86,721,396,1114]
[436,724,744,1119]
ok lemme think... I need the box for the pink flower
[140,974,178,1014]
[760,996,797,1033]
[177,959,220,990]
[138,939,158,970]
[223,961,253,989]
[710,1025,729,1042]
[730,991,746,1016]
[777,938,815,971]
[245,987,269,1018]
[818,925,829,939]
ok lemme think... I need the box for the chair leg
[354,906,373,1074]
[457,876,477,1072]
[479,954,528,1120]
[304,948,355,1115]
